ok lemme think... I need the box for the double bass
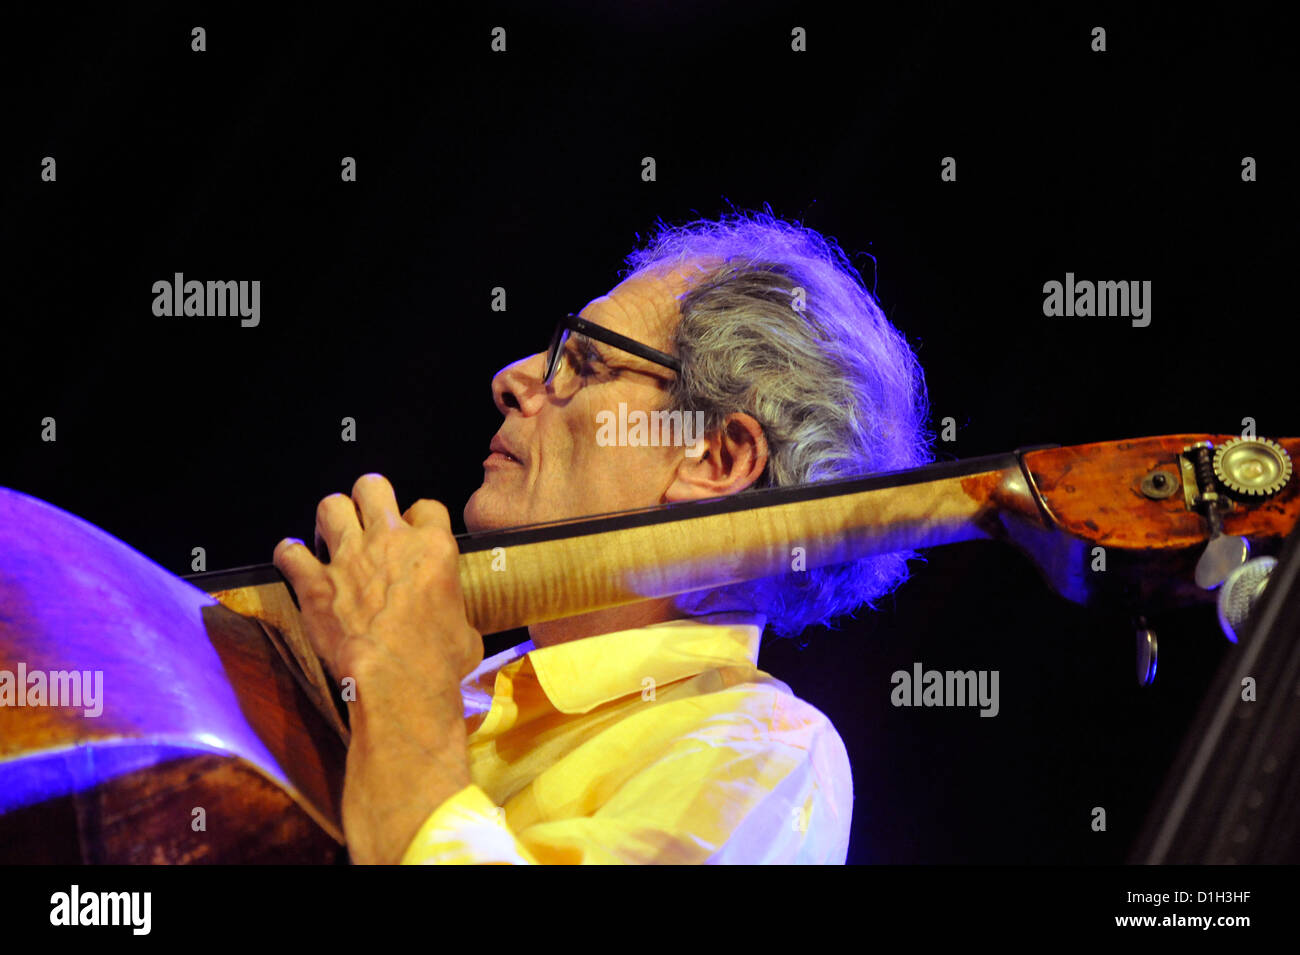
[1,433,1296,863]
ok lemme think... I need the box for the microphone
[1217,556,1278,643]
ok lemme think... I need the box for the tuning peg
[1195,532,1250,590]
[1217,556,1278,643]
[1135,617,1158,686]
[1186,440,1251,591]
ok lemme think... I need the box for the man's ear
[664,412,768,502]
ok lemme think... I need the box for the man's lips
[485,437,523,467]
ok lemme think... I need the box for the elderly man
[273,210,931,864]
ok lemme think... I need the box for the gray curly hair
[621,208,934,637]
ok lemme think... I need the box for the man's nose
[491,351,548,416]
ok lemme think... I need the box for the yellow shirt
[400,612,854,864]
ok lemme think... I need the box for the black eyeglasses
[544,313,682,386]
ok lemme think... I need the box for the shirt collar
[466,612,766,716]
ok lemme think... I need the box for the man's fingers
[352,473,401,532]
[316,492,361,558]
[273,537,317,581]
[402,498,453,531]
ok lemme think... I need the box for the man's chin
[463,486,516,534]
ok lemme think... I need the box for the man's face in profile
[464,263,712,533]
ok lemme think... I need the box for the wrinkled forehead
[578,257,724,350]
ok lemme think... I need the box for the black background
[2,3,1294,864]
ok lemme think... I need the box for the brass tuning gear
[1212,437,1293,498]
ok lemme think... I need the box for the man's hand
[273,473,484,864]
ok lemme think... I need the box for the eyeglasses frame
[545,313,683,386]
